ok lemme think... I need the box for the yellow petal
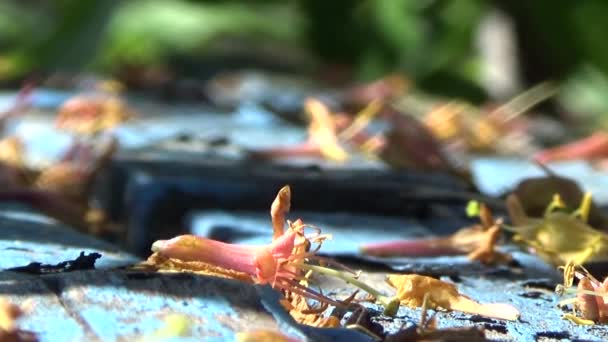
[304,98,349,162]
[562,313,595,326]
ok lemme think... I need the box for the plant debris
[506,192,608,266]
[386,274,520,321]
[0,299,37,342]
[56,91,134,136]
[7,252,101,274]
[148,185,401,325]
[556,262,608,324]
[421,82,555,155]
[248,98,383,162]
[534,131,608,164]
[385,293,487,341]
[360,202,511,265]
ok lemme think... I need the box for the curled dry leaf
[506,193,608,266]
[280,292,341,328]
[387,274,520,321]
[361,203,511,265]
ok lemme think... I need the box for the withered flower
[556,262,608,325]
[150,185,400,318]
[249,98,383,162]
[361,202,511,265]
[150,186,337,303]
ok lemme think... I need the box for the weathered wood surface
[189,210,608,342]
[0,270,285,341]
[0,204,372,342]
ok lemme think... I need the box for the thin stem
[300,264,400,316]
[560,287,607,297]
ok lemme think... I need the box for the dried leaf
[387,274,520,321]
[142,252,254,283]
[281,293,340,328]
[305,98,349,161]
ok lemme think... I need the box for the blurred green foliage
[2,0,608,110]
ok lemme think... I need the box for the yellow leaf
[562,313,595,326]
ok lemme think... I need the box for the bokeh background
[2,0,608,114]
